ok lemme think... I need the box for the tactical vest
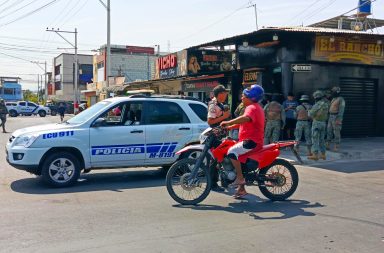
[312,101,328,121]
[297,103,310,120]
[266,101,282,120]
[329,97,341,114]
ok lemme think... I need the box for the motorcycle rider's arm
[220,115,251,129]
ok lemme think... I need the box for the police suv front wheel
[41,152,81,187]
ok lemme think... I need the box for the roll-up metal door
[339,78,377,137]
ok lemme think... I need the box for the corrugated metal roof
[190,26,384,49]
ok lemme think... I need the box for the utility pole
[37,74,40,102]
[46,28,78,113]
[31,60,47,102]
[98,0,111,95]
[247,3,258,30]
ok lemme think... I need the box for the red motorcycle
[166,127,301,205]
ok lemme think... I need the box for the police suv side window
[99,103,127,126]
[19,102,26,106]
[188,103,207,121]
[146,101,190,124]
[27,102,37,107]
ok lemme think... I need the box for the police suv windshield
[66,101,111,124]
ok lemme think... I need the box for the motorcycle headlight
[13,134,39,148]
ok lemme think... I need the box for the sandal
[229,179,245,188]
[233,190,248,199]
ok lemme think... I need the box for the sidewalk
[279,137,384,166]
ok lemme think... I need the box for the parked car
[6,95,209,187]
[6,101,51,117]
[45,104,58,116]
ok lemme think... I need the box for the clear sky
[0,0,383,90]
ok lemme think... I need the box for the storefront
[189,27,384,136]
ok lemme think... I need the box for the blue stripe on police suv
[146,142,177,153]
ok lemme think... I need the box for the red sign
[47,83,54,95]
[126,46,154,55]
[157,54,177,70]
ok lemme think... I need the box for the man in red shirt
[220,84,265,198]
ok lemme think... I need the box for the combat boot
[320,153,326,160]
[307,153,319,161]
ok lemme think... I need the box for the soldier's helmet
[313,90,324,99]
[299,95,310,101]
[331,86,341,93]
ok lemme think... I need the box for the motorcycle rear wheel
[166,158,211,205]
[258,158,299,201]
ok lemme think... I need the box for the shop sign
[312,35,384,65]
[243,68,260,85]
[155,53,178,79]
[182,76,225,92]
[187,50,233,75]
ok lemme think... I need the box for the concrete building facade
[51,53,93,102]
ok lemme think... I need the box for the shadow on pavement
[10,169,166,195]
[175,198,324,220]
[310,160,384,173]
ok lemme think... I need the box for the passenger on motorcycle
[220,84,265,198]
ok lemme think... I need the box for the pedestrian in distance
[58,102,66,122]
[283,92,298,140]
[207,84,231,192]
[264,95,285,144]
[308,90,329,161]
[294,95,312,156]
[326,86,346,152]
[0,99,8,133]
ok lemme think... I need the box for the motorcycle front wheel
[166,158,211,205]
[258,158,299,201]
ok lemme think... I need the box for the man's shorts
[227,140,257,160]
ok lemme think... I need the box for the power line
[0,0,62,28]
[300,0,339,24]
[174,1,251,43]
[60,0,90,27]
[53,0,81,27]
[288,0,324,26]
[0,0,13,9]
[0,35,99,47]
[0,0,37,20]
[0,0,28,14]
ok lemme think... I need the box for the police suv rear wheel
[9,110,18,117]
[38,110,46,117]
[41,152,81,187]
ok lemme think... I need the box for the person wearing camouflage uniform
[326,86,346,151]
[264,97,285,144]
[308,90,329,160]
[294,95,312,155]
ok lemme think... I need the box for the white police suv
[6,95,208,187]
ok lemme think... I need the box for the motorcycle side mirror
[92,118,106,127]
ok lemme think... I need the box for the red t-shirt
[238,103,265,147]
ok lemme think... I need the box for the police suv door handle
[178,127,190,130]
[130,130,143,133]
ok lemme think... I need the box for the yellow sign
[312,35,384,65]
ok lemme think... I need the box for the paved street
[0,116,383,253]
